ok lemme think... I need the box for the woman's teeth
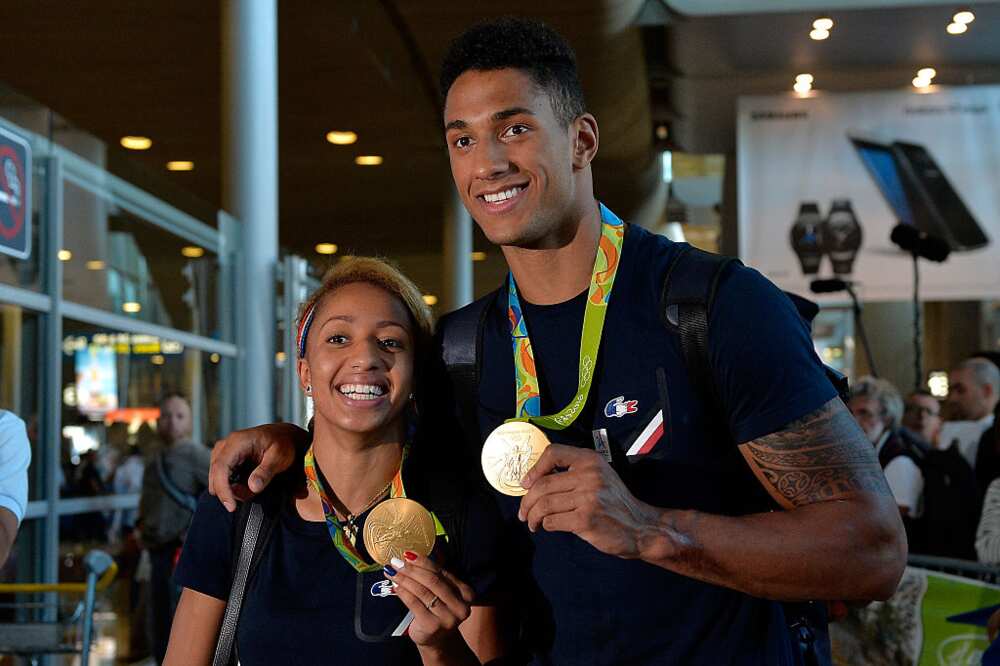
[483,186,524,203]
[339,384,385,400]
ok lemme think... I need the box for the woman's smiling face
[298,281,416,442]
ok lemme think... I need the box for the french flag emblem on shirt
[625,410,664,459]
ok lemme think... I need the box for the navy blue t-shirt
[175,480,503,666]
[469,222,837,665]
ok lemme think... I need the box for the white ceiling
[666,0,999,16]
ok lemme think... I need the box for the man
[209,18,905,664]
[0,410,30,567]
[848,377,925,518]
[942,357,1000,468]
[138,393,210,665]
[902,390,942,446]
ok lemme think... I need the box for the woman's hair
[296,256,434,360]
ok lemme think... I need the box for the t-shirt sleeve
[0,412,31,524]
[174,491,235,601]
[707,265,838,444]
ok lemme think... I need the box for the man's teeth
[339,384,385,400]
[483,186,524,204]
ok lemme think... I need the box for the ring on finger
[427,595,439,610]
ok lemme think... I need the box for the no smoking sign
[0,126,31,260]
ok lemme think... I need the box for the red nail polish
[403,551,418,561]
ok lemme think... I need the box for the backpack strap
[155,452,199,513]
[439,290,498,450]
[213,492,281,666]
[660,245,740,406]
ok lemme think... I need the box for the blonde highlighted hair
[296,256,434,358]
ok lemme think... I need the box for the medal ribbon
[303,445,446,573]
[507,203,625,429]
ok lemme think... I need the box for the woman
[165,258,505,665]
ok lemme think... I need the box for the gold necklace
[337,478,394,539]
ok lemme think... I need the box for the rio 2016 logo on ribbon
[0,127,31,260]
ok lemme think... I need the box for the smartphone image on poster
[848,134,990,252]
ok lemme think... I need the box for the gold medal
[481,421,551,496]
[363,498,436,566]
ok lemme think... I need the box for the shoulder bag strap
[155,451,199,513]
[213,502,264,666]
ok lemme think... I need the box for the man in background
[0,409,30,567]
[943,357,999,468]
[138,393,209,665]
[902,390,942,446]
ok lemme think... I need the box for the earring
[409,392,415,401]
[305,385,312,395]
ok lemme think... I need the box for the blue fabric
[474,222,837,665]
[175,488,501,665]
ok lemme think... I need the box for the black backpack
[907,444,981,560]
[439,243,844,666]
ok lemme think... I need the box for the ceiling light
[793,81,813,94]
[354,155,383,166]
[120,136,152,150]
[917,67,937,80]
[86,260,105,270]
[151,354,165,366]
[912,76,932,88]
[166,161,195,171]
[122,302,142,313]
[57,249,72,261]
[809,28,830,41]
[181,246,205,258]
[422,294,438,306]
[946,21,968,34]
[326,131,358,145]
[210,353,221,364]
[275,351,287,363]
[953,9,975,24]
[315,243,338,255]
[812,17,834,31]
[655,125,669,141]
[471,251,487,261]
[795,73,814,84]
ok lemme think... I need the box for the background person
[0,409,30,567]
[138,392,209,665]
[902,390,942,446]
[942,357,999,468]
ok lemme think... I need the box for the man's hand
[517,444,657,559]
[208,423,308,512]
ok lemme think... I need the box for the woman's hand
[384,551,478,661]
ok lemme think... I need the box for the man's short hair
[956,357,1000,397]
[852,376,904,430]
[440,17,587,126]
[158,391,189,409]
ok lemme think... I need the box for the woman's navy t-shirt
[175,482,502,666]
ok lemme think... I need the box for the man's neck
[502,199,603,305]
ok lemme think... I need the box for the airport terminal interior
[1,1,1000,664]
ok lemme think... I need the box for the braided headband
[296,301,317,359]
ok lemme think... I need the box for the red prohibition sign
[0,145,25,241]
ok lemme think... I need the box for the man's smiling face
[444,68,578,248]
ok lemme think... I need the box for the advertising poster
[737,86,1000,302]
[0,125,31,260]
[75,346,118,417]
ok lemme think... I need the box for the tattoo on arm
[738,398,892,510]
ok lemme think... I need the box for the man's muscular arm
[520,398,907,601]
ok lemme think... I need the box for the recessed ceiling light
[210,353,221,364]
[120,136,152,150]
[86,260,105,270]
[809,28,830,41]
[812,17,834,31]
[422,294,438,306]
[57,249,72,261]
[275,351,287,363]
[793,81,813,94]
[917,67,937,80]
[326,131,358,145]
[355,155,383,166]
[315,243,338,255]
[122,302,142,313]
[471,251,487,261]
[913,76,932,88]
[795,73,814,85]
[166,161,195,171]
[181,246,205,258]
[953,9,975,24]
[946,21,968,34]
[151,354,165,366]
